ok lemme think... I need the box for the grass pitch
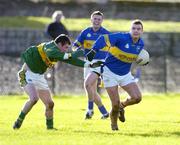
[0,17,180,32]
[0,93,180,145]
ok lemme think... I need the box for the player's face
[91,15,103,30]
[130,24,143,39]
[57,43,70,52]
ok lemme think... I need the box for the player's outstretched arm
[71,49,84,58]
[62,57,86,67]
[62,57,103,68]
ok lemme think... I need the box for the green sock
[46,118,53,129]
[18,111,26,122]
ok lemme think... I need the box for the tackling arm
[62,57,103,68]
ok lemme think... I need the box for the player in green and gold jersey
[13,34,101,130]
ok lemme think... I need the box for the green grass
[0,16,180,32]
[0,93,180,145]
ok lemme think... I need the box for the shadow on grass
[73,130,180,137]
[150,120,180,124]
[170,131,180,136]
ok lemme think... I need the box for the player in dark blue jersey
[87,19,146,130]
[72,11,109,119]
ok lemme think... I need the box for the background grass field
[0,93,180,145]
[1,17,180,32]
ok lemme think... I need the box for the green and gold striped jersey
[21,41,85,74]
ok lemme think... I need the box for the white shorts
[102,66,136,88]
[84,59,103,79]
[18,69,49,90]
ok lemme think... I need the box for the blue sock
[98,105,108,115]
[88,101,94,110]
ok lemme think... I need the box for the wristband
[63,53,72,60]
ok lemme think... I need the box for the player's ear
[56,42,63,50]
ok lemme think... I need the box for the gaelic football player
[13,34,102,130]
[87,20,146,130]
[72,11,110,119]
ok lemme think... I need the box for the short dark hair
[54,34,71,45]
[132,19,143,30]
[91,11,103,18]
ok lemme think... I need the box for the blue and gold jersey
[72,27,110,59]
[92,32,144,75]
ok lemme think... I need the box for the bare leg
[106,86,120,130]
[91,79,103,107]
[38,89,54,129]
[93,82,109,118]
[22,84,39,114]
[115,82,142,123]
[84,72,108,119]
[84,72,99,102]
[121,82,142,107]
[13,84,39,129]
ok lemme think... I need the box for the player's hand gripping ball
[136,49,150,66]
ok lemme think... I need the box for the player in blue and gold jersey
[72,11,109,119]
[87,19,147,130]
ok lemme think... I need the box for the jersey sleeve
[45,47,65,61]
[45,46,85,65]
[92,32,123,52]
[72,29,86,50]
[108,32,124,46]
[61,57,85,67]
[45,45,85,67]
[45,47,86,67]
[91,35,107,52]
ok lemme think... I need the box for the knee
[112,102,120,112]
[84,80,92,90]
[132,93,142,104]
[30,98,39,105]
[136,96,142,103]
[46,101,54,110]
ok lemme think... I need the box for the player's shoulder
[118,32,133,40]
[44,41,57,49]
[100,27,110,34]
[82,27,92,33]
[120,32,129,36]
[78,27,91,36]
[48,22,57,27]
[110,32,128,38]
